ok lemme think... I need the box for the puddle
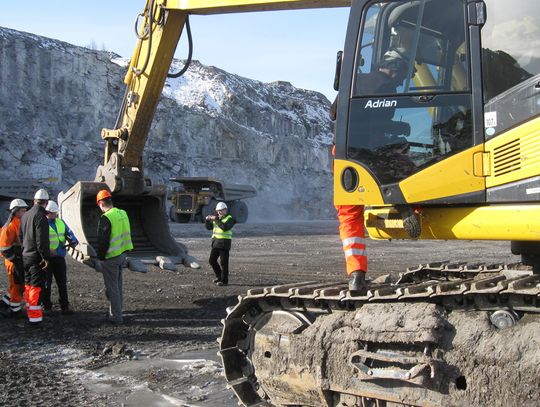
[83,349,238,407]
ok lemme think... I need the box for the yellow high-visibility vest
[212,214,233,240]
[103,207,133,259]
[49,219,66,250]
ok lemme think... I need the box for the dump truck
[169,177,256,223]
[58,0,540,405]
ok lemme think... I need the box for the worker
[95,189,133,324]
[205,202,236,286]
[42,201,77,315]
[0,199,28,317]
[19,189,50,324]
[356,48,411,94]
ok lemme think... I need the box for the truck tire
[229,200,248,223]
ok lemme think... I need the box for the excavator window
[481,0,540,139]
[347,0,473,186]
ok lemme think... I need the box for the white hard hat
[216,202,228,211]
[46,200,59,213]
[34,188,49,200]
[9,199,28,211]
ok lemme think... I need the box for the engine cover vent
[493,139,521,177]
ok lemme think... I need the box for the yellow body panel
[167,0,349,13]
[365,204,540,241]
[333,159,385,205]
[399,144,485,203]
[485,116,540,188]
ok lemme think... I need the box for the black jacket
[96,214,112,261]
[205,214,236,250]
[19,204,50,262]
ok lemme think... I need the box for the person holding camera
[205,202,236,286]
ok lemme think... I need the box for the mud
[0,220,531,406]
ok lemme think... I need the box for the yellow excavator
[59,0,540,405]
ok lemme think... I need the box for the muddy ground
[0,220,516,406]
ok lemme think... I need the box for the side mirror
[333,50,343,91]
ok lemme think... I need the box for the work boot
[348,271,368,294]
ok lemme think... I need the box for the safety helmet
[381,47,409,73]
[34,188,49,200]
[46,200,59,213]
[216,202,228,211]
[96,189,112,204]
[9,199,28,211]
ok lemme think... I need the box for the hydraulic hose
[167,15,193,78]
[133,0,155,77]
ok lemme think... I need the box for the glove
[94,259,104,273]
[82,257,103,272]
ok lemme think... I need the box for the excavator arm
[59,0,349,265]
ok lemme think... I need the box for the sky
[1,1,350,100]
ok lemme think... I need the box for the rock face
[0,26,334,220]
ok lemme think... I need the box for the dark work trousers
[209,248,230,283]
[42,257,69,310]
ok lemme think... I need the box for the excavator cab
[334,0,540,254]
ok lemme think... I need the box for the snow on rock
[0,26,335,220]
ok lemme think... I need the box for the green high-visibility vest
[212,214,233,240]
[49,219,66,250]
[103,207,133,259]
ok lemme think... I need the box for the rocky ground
[0,221,520,406]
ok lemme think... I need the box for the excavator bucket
[58,181,188,265]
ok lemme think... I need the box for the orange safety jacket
[332,145,368,276]
[0,216,24,310]
[0,216,22,262]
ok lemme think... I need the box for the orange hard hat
[96,189,112,204]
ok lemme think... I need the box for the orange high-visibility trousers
[336,204,367,276]
[4,261,23,311]
[24,285,42,323]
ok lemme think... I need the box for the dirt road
[0,221,515,406]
